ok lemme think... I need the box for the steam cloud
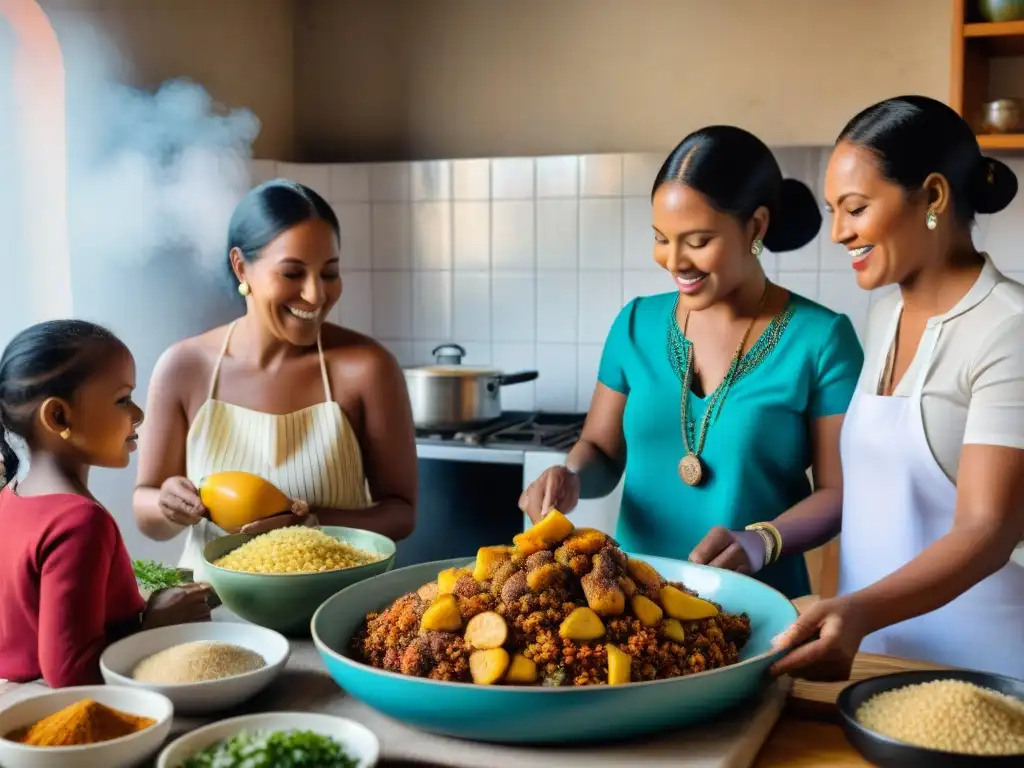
[2,14,260,275]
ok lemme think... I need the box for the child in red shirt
[0,320,213,688]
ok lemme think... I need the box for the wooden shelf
[977,132,1024,150]
[965,21,1024,55]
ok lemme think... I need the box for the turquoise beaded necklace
[666,281,794,486]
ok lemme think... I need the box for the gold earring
[751,239,764,257]
[60,428,71,440]
[926,210,938,230]
[238,281,250,297]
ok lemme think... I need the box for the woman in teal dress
[520,126,864,599]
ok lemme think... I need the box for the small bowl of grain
[201,525,396,636]
[99,622,290,715]
[837,669,1024,767]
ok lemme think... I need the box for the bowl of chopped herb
[155,711,379,767]
[132,559,222,609]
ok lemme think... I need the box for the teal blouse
[598,291,864,599]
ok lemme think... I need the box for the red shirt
[0,487,146,687]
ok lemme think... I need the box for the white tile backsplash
[537,156,579,198]
[372,272,412,338]
[333,203,371,270]
[411,161,451,201]
[453,202,490,270]
[492,158,535,200]
[453,271,492,342]
[492,272,536,343]
[580,154,623,197]
[370,163,411,202]
[330,164,371,202]
[537,200,578,270]
[412,202,452,270]
[579,199,623,269]
[292,147,988,413]
[578,271,624,344]
[371,203,412,269]
[412,271,453,340]
[452,159,490,201]
[492,201,535,270]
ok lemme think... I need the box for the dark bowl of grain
[837,669,1024,767]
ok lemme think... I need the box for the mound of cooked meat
[349,511,752,686]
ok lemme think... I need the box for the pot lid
[404,364,501,377]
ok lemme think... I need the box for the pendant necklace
[676,281,771,486]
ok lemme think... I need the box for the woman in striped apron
[132,180,417,581]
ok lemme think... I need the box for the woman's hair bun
[763,178,822,253]
[970,157,1018,215]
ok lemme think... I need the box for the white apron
[837,333,1024,679]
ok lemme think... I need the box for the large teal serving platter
[312,554,798,744]
[203,526,396,636]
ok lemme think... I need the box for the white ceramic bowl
[100,622,290,715]
[0,685,173,768]
[157,711,379,767]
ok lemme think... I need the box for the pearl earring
[926,210,938,231]
[751,239,764,257]
[238,281,251,297]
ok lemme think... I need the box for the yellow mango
[559,606,605,641]
[504,653,539,684]
[420,593,462,632]
[581,569,626,616]
[472,546,511,581]
[606,644,632,685]
[512,532,548,557]
[438,568,472,594]
[625,557,663,595]
[199,471,292,531]
[661,618,686,643]
[659,585,719,620]
[470,648,510,685]
[631,595,664,627]
[526,562,564,592]
[524,509,575,547]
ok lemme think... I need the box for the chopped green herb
[132,559,185,592]
[180,728,358,768]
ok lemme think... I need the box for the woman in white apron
[772,95,1024,681]
[131,180,417,581]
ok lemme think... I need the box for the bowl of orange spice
[0,685,172,768]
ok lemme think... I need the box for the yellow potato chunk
[559,606,605,641]
[523,509,575,547]
[561,528,609,556]
[511,532,548,557]
[526,562,564,592]
[464,611,508,650]
[618,576,638,598]
[581,568,626,616]
[420,593,462,632]
[472,546,511,582]
[505,653,539,684]
[631,595,664,627]
[626,558,663,594]
[437,567,473,594]
[416,582,439,603]
[606,644,632,685]
[659,585,719,620]
[469,648,510,685]
[661,618,686,643]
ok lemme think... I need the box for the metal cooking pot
[404,344,539,430]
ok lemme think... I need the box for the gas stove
[415,411,585,452]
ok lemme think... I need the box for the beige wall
[294,0,955,161]
[38,0,296,160]
[28,0,956,162]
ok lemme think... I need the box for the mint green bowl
[312,554,798,744]
[202,526,396,637]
